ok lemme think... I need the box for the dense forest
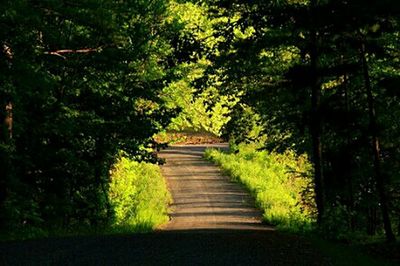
[1,0,400,244]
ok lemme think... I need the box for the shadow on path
[0,229,330,266]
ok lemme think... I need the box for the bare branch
[44,47,103,58]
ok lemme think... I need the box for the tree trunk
[310,0,325,225]
[360,41,395,242]
[343,68,356,231]
[0,43,13,228]
[0,100,12,228]
[4,102,12,140]
[398,215,400,236]
[367,205,377,235]
[94,137,112,225]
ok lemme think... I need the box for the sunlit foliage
[109,154,171,232]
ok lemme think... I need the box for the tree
[0,0,176,233]
[206,0,400,240]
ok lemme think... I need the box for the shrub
[109,155,171,232]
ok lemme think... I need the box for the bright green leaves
[160,58,240,136]
[109,155,171,232]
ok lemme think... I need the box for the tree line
[0,0,182,234]
[204,0,400,241]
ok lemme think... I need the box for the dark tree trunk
[0,100,12,228]
[310,0,325,225]
[1,103,7,141]
[94,137,112,225]
[367,205,377,236]
[398,216,400,236]
[5,102,12,140]
[0,102,7,225]
[0,43,13,228]
[360,42,395,242]
[343,69,356,231]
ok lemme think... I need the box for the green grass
[108,155,172,233]
[205,143,315,232]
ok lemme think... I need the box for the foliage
[160,1,240,136]
[223,104,266,144]
[109,154,171,232]
[0,0,176,236]
[205,143,315,232]
[165,85,239,136]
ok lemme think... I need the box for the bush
[109,155,172,232]
[223,104,266,144]
[205,143,316,232]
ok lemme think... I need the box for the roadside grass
[108,155,172,233]
[205,143,315,232]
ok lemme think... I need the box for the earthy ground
[0,144,335,265]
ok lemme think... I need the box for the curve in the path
[159,144,270,231]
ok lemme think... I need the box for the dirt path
[159,144,269,231]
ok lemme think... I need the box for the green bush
[205,143,316,232]
[109,155,172,233]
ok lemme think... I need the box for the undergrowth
[205,143,316,232]
[0,155,171,241]
[108,155,172,233]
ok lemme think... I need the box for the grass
[108,155,172,233]
[205,143,315,232]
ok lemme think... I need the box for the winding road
[0,144,332,265]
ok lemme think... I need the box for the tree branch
[44,47,103,58]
